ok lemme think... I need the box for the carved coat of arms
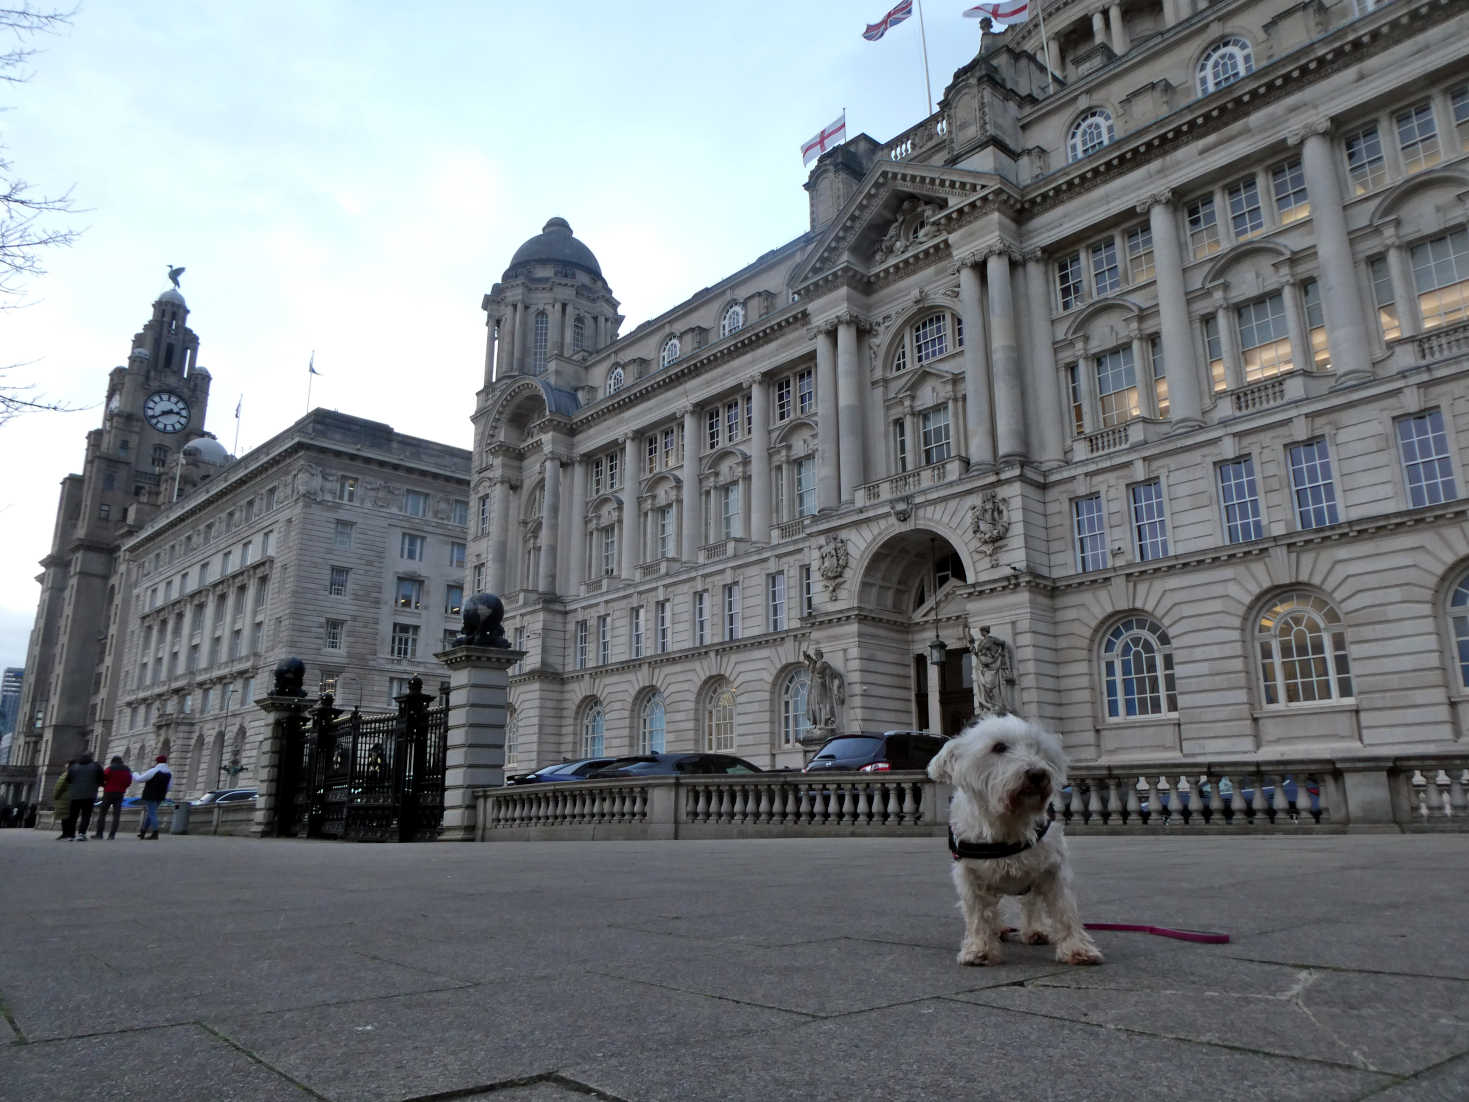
[817,534,851,599]
[970,490,1010,565]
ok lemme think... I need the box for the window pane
[1288,439,1341,529]
[1073,495,1108,572]
[1219,457,1264,543]
[1396,410,1458,507]
[1130,481,1169,561]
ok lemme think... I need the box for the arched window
[532,311,549,374]
[573,315,586,352]
[581,701,605,756]
[781,668,811,745]
[1068,108,1115,162]
[1449,569,1469,690]
[705,681,735,751]
[661,336,680,367]
[639,692,667,754]
[605,366,625,396]
[1101,616,1178,718]
[1256,591,1354,706]
[890,310,960,373]
[720,302,745,339]
[1197,38,1254,97]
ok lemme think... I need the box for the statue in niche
[970,490,1011,565]
[817,534,850,599]
[966,624,1016,717]
[803,647,846,735]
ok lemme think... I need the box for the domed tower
[480,217,622,390]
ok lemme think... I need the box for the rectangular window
[1073,495,1109,573]
[1302,280,1330,369]
[395,576,423,609]
[1236,293,1292,381]
[222,551,232,574]
[1090,238,1121,296]
[1344,123,1386,195]
[706,409,721,451]
[590,457,605,497]
[404,489,429,517]
[1288,438,1341,530]
[338,476,357,503]
[478,494,490,536]
[631,606,645,658]
[796,369,815,414]
[1149,335,1169,417]
[1395,101,1441,174]
[230,628,243,659]
[325,619,344,650]
[656,505,673,559]
[721,482,741,539]
[795,457,817,517]
[1095,347,1140,428]
[451,498,468,526]
[449,541,466,568]
[400,533,425,560]
[240,540,252,567]
[892,419,909,473]
[920,406,952,464]
[98,503,111,520]
[1131,481,1169,562]
[1218,457,1264,543]
[254,577,268,609]
[1369,256,1401,341]
[1067,364,1085,436]
[1396,409,1458,507]
[1125,223,1154,282]
[391,623,419,660]
[656,600,670,653]
[662,426,677,469]
[645,433,658,475]
[1056,252,1086,310]
[768,571,786,632]
[600,525,617,575]
[597,614,610,665]
[328,566,349,597]
[725,401,741,444]
[1271,158,1310,224]
[775,377,793,421]
[694,590,709,646]
[472,562,485,592]
[575,620,589,669]
[1410,228,1469,331]
[198,561,209,586]
[800,564,814,616]
[723,582,741,640]
[1186,195,1220,259]
[914,314,948,364]
[1452,84,1469,143]
[1226,176,1264,240]
[445,584,463,615]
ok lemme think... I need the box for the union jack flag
[863,0,913,42]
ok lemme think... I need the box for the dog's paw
[1057,941,1104,965]
[1021,930,1050,945]
[958,942,997,966]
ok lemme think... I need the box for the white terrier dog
[927,714,1103,967]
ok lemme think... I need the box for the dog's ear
[927,739,958,783]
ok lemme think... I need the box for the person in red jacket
[93,756,133,840]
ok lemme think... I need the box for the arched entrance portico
[854,528,975,737]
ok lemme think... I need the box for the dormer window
[1067,108,1115,162]
[605,366,625,395]
[661,336,680,367]
[1197,38,1254,97]
[720,302,745,338]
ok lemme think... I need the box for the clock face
[144,390,190,433]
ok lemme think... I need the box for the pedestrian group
[52,753,172,840]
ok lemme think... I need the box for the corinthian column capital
[1136,188,1174,215]
[1285,118,1333,146]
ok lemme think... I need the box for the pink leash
[1004,924,1230,944]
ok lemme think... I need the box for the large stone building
[471,0,1469,774]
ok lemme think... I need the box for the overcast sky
[0,1,996,671]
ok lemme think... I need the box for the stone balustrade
[861,456,964,505]
[1230,376,1288,414]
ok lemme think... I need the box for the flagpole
[305,350,316,414]
[915,0,934,115]
[1036,1,1055,94]
[232,397,241,454]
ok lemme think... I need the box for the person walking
[93,756,133,839]
[131,755,172,839]
[53,759,76,839]
[62,754,105,842]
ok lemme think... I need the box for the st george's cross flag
[963,1,1031,22]
[801,113,847,166]
[863,0,913,42]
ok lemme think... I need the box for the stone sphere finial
[273,657,307,698]
[456,593,511,648]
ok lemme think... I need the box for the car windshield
[811,736,883,760]
[195,791,223,803]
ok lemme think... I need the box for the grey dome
[506,217,603,279]
[183,436,231,467]
[158,286,186,307]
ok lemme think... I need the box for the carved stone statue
[803,647,846,734]
[970,489,1011,565]
[166,265,185,290]
[966,624,1016,717]
[873,198,945,265]
[817,534,850,599]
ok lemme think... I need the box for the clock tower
[15,276,213,796]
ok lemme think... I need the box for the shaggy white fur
[927,714,1103,967]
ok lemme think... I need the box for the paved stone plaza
[1,831,1466,1101]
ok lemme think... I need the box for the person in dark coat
[53,759,76,839]
[131,756,172,840]
[61,754,105,842]
[93,756,133,839]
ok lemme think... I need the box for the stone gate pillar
[251,658,311,837]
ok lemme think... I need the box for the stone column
[621,434,640,579]
[1130,331,1155,418]
[487,479,513,594]
[1073,339,1098,435]
[1297,128,1373,384]
[926,655,943,734]
[1091,9,1106,43]
[681,407,701,561]
[538,454,561,594]
[749,377,771,540]
[512,303,526,377]
[1023,253,1065,463]
[568,458,587,593]
[1281,280,1311,377]
[438,645,523,841]
[497,311,514,379]
[835,316,865,501]
[1109,3,1129,53]
[249,695,308,838]
[958,258,995,468]
[986,249,1028,462]
[483,317,497,387]
[1215,294,1244,390]
[815,325,839,511]
[1146,194,1204,428]
[1384,232,1422,338]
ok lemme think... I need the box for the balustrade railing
[1406,761,1469,825]
[1231,376,1287,414]
[861,456,964,504]
[1084,423,1131,455]
[1414,319,1469,363]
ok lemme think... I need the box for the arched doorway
[856,529,973,736]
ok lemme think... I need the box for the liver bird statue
[166,265,185,289]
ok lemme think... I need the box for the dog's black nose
[1025,770,1050,788]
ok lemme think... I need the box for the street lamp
[927,537,948,668]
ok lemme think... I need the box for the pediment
[792,163,1012,289]
[888,363,960,403]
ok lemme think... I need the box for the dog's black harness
[948,819,1050,861]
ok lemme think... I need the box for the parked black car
[505,757,617,785]
[802,730,948,774]
[588,752,763,779]
[190,788,258,807]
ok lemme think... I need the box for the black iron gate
[279,677,447,842]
